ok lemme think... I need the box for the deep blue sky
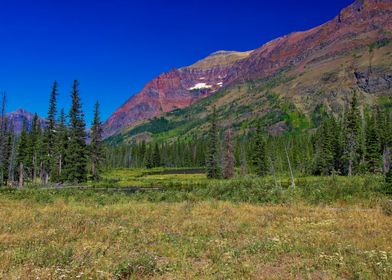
[0,0,353,124]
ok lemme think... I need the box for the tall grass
[1,175,386,207]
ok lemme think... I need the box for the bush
[384,170,392,195]
[114,254,161,279]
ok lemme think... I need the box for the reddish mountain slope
[104,0,392,137]
[225,0,392,82]
[104,50,251,137]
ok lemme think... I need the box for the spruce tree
[365,113,381,173]
[222,129,235,179]
[344,92,362,176]
[6,121,17,185]
[90,101,104,181]
[313,116,337,175]
[64,80,87,183]
[152,143,161,168]
[44,81,58,181]
[27,113,41,181]
[376,107,392,175]
[385,163,392,195]
[206,106,221,179]
[0,92,7,185]
[16,121,28,187]
[139,141,146,168]
[52,109,68,182]
[144,146,153,169]
[252,122,268,176]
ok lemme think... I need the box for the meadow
[1,169,392,279]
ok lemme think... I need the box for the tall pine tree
[152,143,161,168]
[344,92,363,176]
[16,121,28,187]
[365,113,381,173]
[206,106,221,179]
[90,101,104,181]
[52,109,68,182]
[64,80,87,183]
[43,81,58,183]
[252,122,268,176]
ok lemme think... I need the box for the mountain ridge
[104,0,392,139]
[7,109,45,134]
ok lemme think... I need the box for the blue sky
[0,0,353,124]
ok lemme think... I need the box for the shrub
[384,169,392,195]
[114,254,160,279]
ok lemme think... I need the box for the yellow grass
[1,197,391,279]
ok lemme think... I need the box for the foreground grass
[0,197,391,279]
[1,170,391,279]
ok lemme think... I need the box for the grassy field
[1,169,392,279]
[88,168,210,188]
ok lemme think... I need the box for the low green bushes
[0,175,386,206]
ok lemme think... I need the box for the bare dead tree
[284,142,296,188]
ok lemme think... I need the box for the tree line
[105,93,392,181]
[0,81,104,187]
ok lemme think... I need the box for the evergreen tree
[144,146,153,169]
[252,122,268,176]
[152,143,161,168]
[0,92,7,185]
[206,106,221,179]
[344,92,362,176]
[52,109,68,182]
[64,80,87,183]
[90,101,104,180]
[45,81,58,181]
[376,107,392,175]
[239,140,248,177]
[6,121,17,185]
[222,129,235,179]
[26,113,41,181]
[313,116,338,175]
[16,121,28,187]
[385,163,392,195]
[365,113,381,173]
[139,141,146,167]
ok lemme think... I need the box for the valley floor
[1,197,392,279]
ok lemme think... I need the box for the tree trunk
[18,163,24,188]
[92,162,96,180]
[59,155,62,177]
[40,162,48,185]
[348,158,353,177]
[32,155,36,183]
[383,146,391,175]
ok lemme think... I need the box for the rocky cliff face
[225,0,392,83]
[104,50,251,137]
[104,0,392,137]
[7,109,45,134]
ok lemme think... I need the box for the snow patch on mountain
[188,83,212,90]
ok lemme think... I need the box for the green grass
[89,168,209,188]
[1,169,391,279]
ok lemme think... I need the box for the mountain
[7,109,45,134]
[105,0,392,142]
[104,50,252,137]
